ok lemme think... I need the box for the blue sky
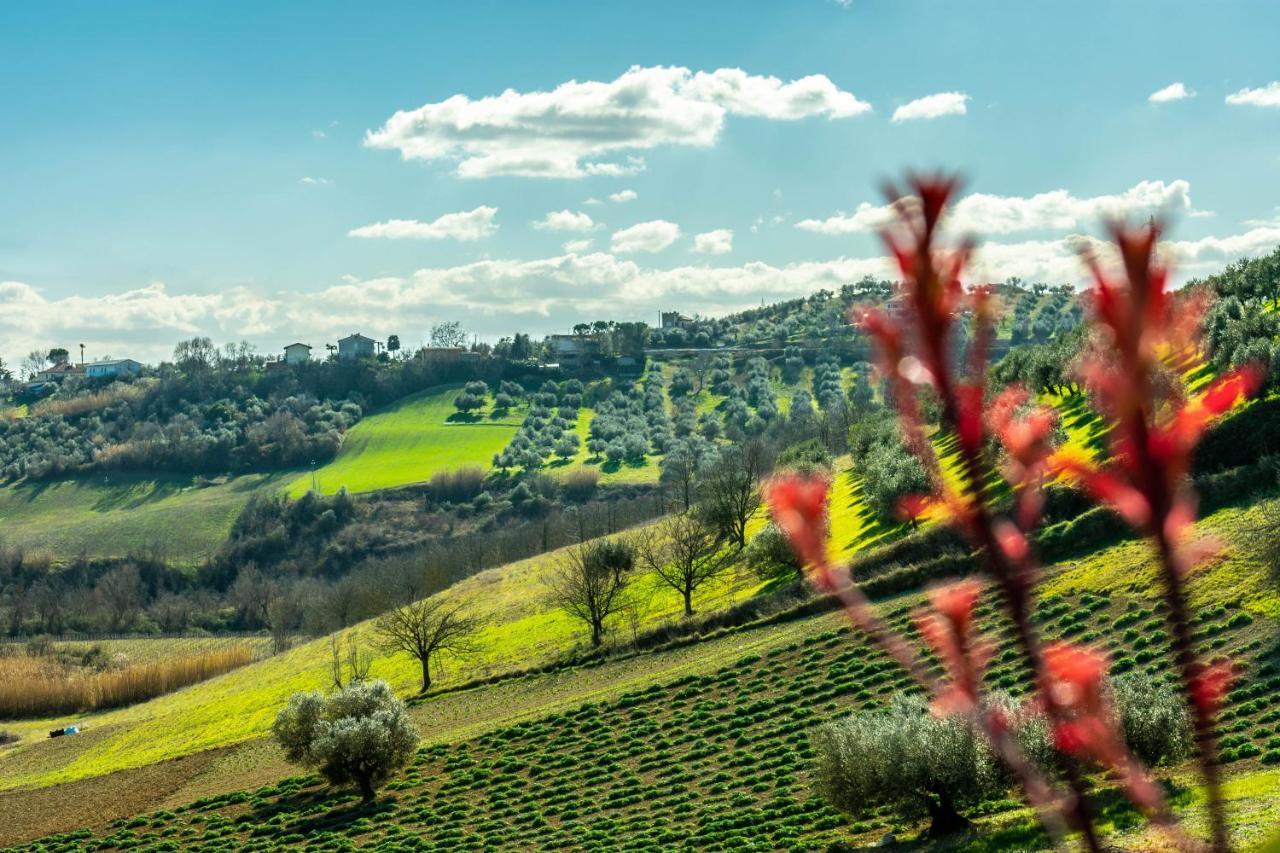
[2,0,1279,366]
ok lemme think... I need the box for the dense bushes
[815,677,1191,836]
[813,695,1007,836]
[0,387,360,480]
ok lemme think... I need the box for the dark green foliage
[813,695,1006,836]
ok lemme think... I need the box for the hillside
[3,492,1278,849]
[286,386,524,497]
[0,471,289,565]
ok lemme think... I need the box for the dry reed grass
[0,645,253,719]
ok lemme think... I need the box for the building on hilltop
[337,333,377,362]
[283,342,312,365]
[85,358,143,379]
[660,311,692,330]
[547,334,603,368]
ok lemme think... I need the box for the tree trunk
[682,589,694,617]
[591,620,602,647]
[420,656,432,694]
[922,791,969,838]
[357,773,376,804]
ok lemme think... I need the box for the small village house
[85,358,143,379]
[283,342,312,365]
[337,333,377,362]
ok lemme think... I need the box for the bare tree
[375,600,481,693]
[94,563,144,631]
[637,514,733,617]
[547,538,635,647]
[330,631,373,690]
[660,442,701,512]
[697,439,772,548]
[267,590,302,655]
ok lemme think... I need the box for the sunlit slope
[0,526,766,791]
[287,386,522,497]
[0,472,287,564]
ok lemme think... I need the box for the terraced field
[0,472,288,564]
[10,493,1279,850]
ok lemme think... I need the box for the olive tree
[1110,673,1192,767]
[813,695,1006,837]
[273,679,419,803]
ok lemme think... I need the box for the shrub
[561,468,599,502]
[744,523,801,580]
[812,695,1006,837]
[1109,673,1193,767]
[428,466,485,503]
[273,680,420,803]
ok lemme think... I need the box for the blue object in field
[47,725,79,738]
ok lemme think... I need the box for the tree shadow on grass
[445,412,483,424]
[254,789,401,838]
[600,458,649,475]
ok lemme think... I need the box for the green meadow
[287,386,523,497]
[0,472,287,565]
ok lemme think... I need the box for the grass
[0,525,767,793]
[287,386,524,497]
[10,524,1276,849]
[0,472,287,565]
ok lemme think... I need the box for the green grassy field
[8,492,1279,850]
[0,472,287,565]
[287,386,524,497]
[0,521,769,793]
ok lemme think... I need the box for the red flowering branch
[1049,221,1264,852]
[770,174,1218,849]
[769,475,1071,844]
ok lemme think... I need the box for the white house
[85,359,142,379]
[283,342,312,365]
[337,333,377,362]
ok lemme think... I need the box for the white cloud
[891,92,969,123]
[1148,82,1195,103]
[609,189,637,203]
[10,219,1278,366]
[795,202,894,234]
[562,239,594,254]
[797,180,1195,236]
[364,65,870,178]
[347,206,498,241]
[611,220,681,254]
[311,129,326,139]
[532,210,598,232]
[1226,81,1280,108]
[693,229,734,255]
[299,176,331,186]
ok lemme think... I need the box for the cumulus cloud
[1225,81,1280,107]
[1148,82,1195,103]
[611,220,681,254]
[693,229,734,255]
[364,65,871,179]
[299,176,332,185]
[562,239,594,253]
[609,189,638,203]
[347,206,498,240]
[891,92,969,122]
[796,180,1195,236]
[532,210,598,232]
[9,220,1277,366]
